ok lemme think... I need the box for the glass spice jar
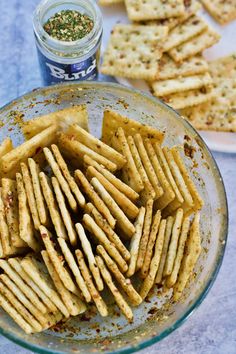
[33,0,103,86]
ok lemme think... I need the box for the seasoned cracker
[124,0,185,21]
[0,187,16,256]
[51,144,85,208]
[156,54,209,81]
[75,223,103,291]
[75,170,116,228]
[208,54,236,80]
[86,166,139,220]
[83,214,128,273]
[76,250,108,317]
[22,105,89,139]
[200,0,236,25]
[140,219,166,299]
[169,28,221,62]
[39,225,78,294]
[58,237,91,302]
[96,255,133,322]
[1,178,26,248]
[111,128,144,194]
[166,217,190,287]
[58,132,117,172]
[163,15,208,52]
[16,173,40,252]
[91,177,135,238]
[173,212,201,301]
[0,138,13,160]
[102,110,164,145]
[44,147,78,212]
[140,210,161,278]
[52,177,77,246]
[163,208,184,276]
[127,207,146,277]
[152,73,212,97]
[97,245,142,306]
[85,203,130,262]
[28,158,50,226]
[67,124,126,169]
[136,199,153,271]
[101,24,168,80]
[83,155,139,201]
[39,172,67,239]
[144,139,175,210]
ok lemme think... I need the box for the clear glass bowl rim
[0,81,228,354]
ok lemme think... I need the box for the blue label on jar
[37,47,98,86]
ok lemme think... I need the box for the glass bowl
[0,82,228,354]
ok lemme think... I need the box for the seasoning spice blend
[33,0,103,86]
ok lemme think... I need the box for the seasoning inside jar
[43,10,94,42]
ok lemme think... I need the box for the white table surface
[0,1,235,353]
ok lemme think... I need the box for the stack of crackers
[100,0,236,132]
[0,105,204,333]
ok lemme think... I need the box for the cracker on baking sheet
[58,132,117,172]
[96,255,133,322]
[168,28,221,62]
[1,179,26,249]
[161,87,214,110]
[101,24,168,80]
[156,54,209,81]
[97,245,142,306]
[102,110,165,145]
[91,177,136,239]
[155,216,174,284]
[127,135,155,202]
[85,203,130,262]
[16,173,40,252]
[200,0,236,25]
[165,216,190,288]
[21,256,70,318]
[67,125,126,169]
[0,273,48,328]
[124,0,185,21]
[86,166,139,220]
[163,15,208,52]
[83,155,139,202]
[83,213,128,273]
[136,199,153,271]
[42,250,86,316]
[144,139,175,210]
[75,223,103,292]
[75,250,108,317]
[51,177,77,246]
[140,210,161,279]
[21,162,40,230]
[39,172,67,239]
[0,260,47,314]
[151,73,212,97]
[39,225,78,294]
[140,219,166,299]
[0,125,57,179]
[171,147,204,213]
[163,208,184,276]
[0,292,33,334]
[0,138,13,160]
[126,207,146,277]
[22,105,89,139]
[208,54,236,80]
[0,276,43,332]
[173,212,201,301]
[51,144,85,208]
[44,147,78,212]
[8,257,57,313]
[111,128,144,194]
[75,169,116,228]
